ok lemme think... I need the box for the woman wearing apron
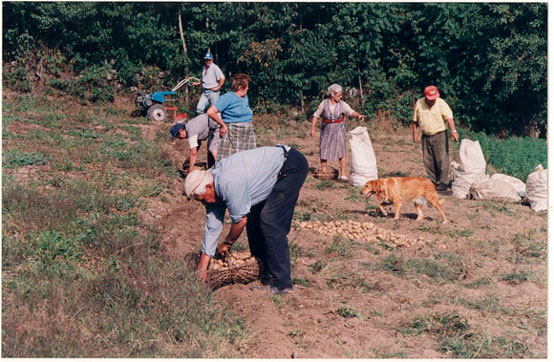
[310,84,366,181]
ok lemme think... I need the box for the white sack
[490,174,526,196]
[525,165,547,212]
[348,126,378,186]
[448,161,460,185]
[451,139,487,199]
[452,170,487,199]
[470,176,521,202]
[459,139,486,174]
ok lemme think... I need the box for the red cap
[424,86,440,100]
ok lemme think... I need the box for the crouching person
[184,145,309,295]
[170,112,224,173]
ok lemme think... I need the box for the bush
[3,65,32,92]
[79,65,116,103]
[48,64,115,104]
[49,78,86,100]
[3,150,50,168]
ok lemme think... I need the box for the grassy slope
[2,91,244,357]
[2,87,547,358]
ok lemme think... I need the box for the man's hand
[412,122,420,143]
[451,130,459,142]
[219,124,228,136]
[196,267,207,282]
[196,253,211,282]
[219,217,246,259]
[188,147,198,174]
[217,242,231,259]
[310,127,315,138]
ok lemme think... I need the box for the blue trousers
[196,89,220,114]
[246,148,309,289]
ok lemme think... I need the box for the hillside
[161,110,547,358]
[2,91,547,358]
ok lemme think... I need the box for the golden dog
[362,177,448,223]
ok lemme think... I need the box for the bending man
[184,145,309,295]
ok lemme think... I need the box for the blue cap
[203,52,213,60]
[170,123,185,138]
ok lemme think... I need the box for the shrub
[35,230,83,266]
[3,65,32,92]
[79,64,116,103]
[3,150,50,168]
[49,78,86,100]
[49,64,115,104]
[336,306,363,319]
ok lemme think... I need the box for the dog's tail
[415,196,427,207]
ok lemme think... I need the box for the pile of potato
[209,251,257,271]
[295,219,426,248]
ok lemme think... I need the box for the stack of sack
[525,165,547,212]
[452,139,488,199]
[451,139,546,211]
[349,126,378,186]
[470,174,526,202]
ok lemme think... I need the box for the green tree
[2,2,547,137]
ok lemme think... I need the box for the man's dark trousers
[422,130,449,187]
[246,148,309,289]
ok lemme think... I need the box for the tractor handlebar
[172,77,201,92]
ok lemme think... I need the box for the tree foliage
[2,2,547,137]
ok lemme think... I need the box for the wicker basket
[206,257,262,289]
[314,167,339,180]
[184,251,262,289]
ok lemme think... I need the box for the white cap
[184,170,206,199]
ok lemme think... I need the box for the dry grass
[2,91,245,357]
[2,87,547,358]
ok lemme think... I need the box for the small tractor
[135,76,199,122]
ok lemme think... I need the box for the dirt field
[144,115,546,358]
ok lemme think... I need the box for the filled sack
[452,139,487,199]
[470,175,522,202]
[490,174,526,197]
[459,139,487,173]
[349,126,378,186]
[525,165,547,212]
[452,169,488,199]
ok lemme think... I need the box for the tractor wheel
[147,104,168,122]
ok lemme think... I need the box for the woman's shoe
[338,175,349,182]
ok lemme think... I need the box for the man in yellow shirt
[412,85,459,193]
